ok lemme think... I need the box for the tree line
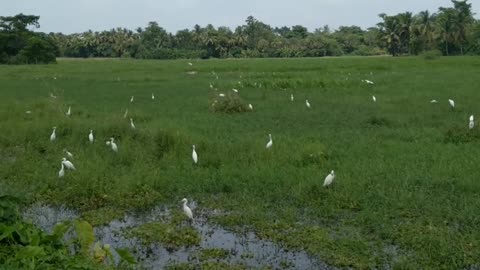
[1,0,479,64]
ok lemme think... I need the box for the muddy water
[23,204,334,269]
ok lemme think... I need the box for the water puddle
[23,203,333,269]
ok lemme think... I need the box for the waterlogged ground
[24,203,332,269]
[3,57,480,269]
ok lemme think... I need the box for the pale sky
[3,0,480,33]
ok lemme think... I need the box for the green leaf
[15,245,46,260]
[74,220,94,255]
[115,248,136,265]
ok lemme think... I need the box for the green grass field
[1,56,480,269]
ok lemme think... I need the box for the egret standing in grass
[372,96,377,102]
[66,106,71,117]
[192,145,198,164]
[123,109,128,119]
[248,104,253,111]
[430,99,438,103]
[323,170,335,187]
[89,130,94,143]
[151,93,155,100]
[58,163,65,178]
[469,115,475,129]
[130,118,136,130]
[266,134,273,149]
[232,88,238,93]
[290,94,294,102]
[305,100,311,109]
[448,99,455,109]
[130,96,134,103]
[62,158,76,170]
[219,93,225,97]
[181,198,193,221]
[63,149,73,159]
[50,127,57,142]
[106,138,118,152]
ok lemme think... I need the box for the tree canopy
[2,0,479,64]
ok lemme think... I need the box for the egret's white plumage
[62,158,76,170]
[266,134,273,149]
[130,96,134,103]
[323,170,335,187]
[469,115,475,129]
[248,104,253,110]
[130,118,136,130]
[232,88,238,93]
[192,145,198,164]
[181,198,193,220]
[50,127,56,142]
[364,79,374,85]
[123,109,128,118]
[64,149,73,159]
[89,130,94,143]
[151,93,155,100]
[448,99,455,108]
[430,100,438,103]
[305,100,311,109]
[66,106,71,117]
[290,94,294,102]
[25,110,32,114]
[219,93,225,97]
[188,62,193,66]
[210,83,213,89]
[470,115,474,122]
[58,163,65,178]
[50,93,57,99]
[108,138,118,152]
[372,96,377,102]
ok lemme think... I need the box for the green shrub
[210,93,249,113]
[422,50,442,60]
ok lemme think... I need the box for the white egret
[181,198,193,220]
[130,118,136,130]
[89,130,94,143]
[50,127,57,142]
[372,96,377,102]
[210,83,214,89]
[363,79,374,85]
[188,62,193,66]
[469,115,475,129]
[219,93,225,97]
[323,170,335,187]
[58,163,65,178]
[108,138,118,152]
[192,145,198,164]
[25,111,32,114]
[62,158,76,170]
[290,94,294,102]
[305,100,311,109]
[248,104,253,111]
[50,93,57,99]
[66,106,71,117]
[430,100,438,103]
[130,96,134,103]
[63,149,73,159]
[151,93,155,100]
[232,88,239,93]
[123,109,128,118]
[448,99,455,109]
[266,134,273,149]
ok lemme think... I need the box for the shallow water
[24,204,334,269]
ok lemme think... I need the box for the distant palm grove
[1,0,479,63]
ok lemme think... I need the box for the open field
[1,57,480,269]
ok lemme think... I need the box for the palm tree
[377,14,402,56]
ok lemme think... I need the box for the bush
[422,50,442,60]
[210,93,249,113]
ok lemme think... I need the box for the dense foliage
[0,14,58,64]
[48,0,479,59]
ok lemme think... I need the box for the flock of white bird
[43,65,475,221]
